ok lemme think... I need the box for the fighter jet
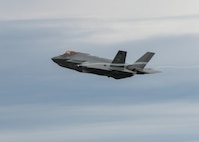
[51,50,159,79]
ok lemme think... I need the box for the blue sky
[1,0,199,142]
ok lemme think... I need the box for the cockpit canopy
[61,50,78,56]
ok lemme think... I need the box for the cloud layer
[1,102,199,142]
[1,1,199,141]
[1,0,199,20]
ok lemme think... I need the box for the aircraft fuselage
[52,50,158,79]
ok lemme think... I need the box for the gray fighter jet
[52,50,159,79]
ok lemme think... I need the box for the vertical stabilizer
[112,50,127,64]
[133,52,155,69]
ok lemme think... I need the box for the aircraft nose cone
[51,57,59,63]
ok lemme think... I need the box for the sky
[1,0,199,142]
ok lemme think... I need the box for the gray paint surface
[52,50,158,79]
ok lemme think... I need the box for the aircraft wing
[79,63,135,73]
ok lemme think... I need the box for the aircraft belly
[110,70,134,79]
[83,67,110,76]
[82,67,134,79]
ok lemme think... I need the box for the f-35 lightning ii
[52,50,159,79]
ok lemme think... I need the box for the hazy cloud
[1,102,199,142]
[1,0,199,20]
[1,1,199,141]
